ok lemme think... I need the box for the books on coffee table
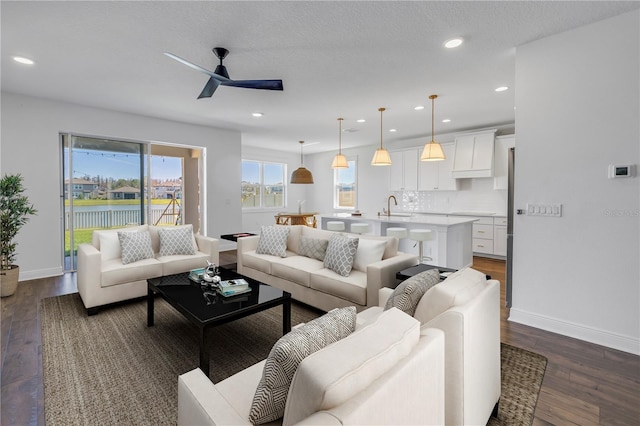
[217,278,251,297]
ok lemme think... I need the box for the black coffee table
[147,267,291,376]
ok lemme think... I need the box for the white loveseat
[77,224,219,315]
[360,267,502,425]
[237,225,418,312]
[178,307,446,426]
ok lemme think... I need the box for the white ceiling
[2,1,638,154]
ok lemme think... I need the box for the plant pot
[0,265,19,297]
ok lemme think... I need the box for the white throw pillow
[323,234,359,277]
[158,225,196,256]
[117,231,154,265]
[352,238,387,272]
[255,226,290,257]
[98,232,122,261]
[248,307,357,425]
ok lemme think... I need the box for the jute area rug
[42,293,547,425]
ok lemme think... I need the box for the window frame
[333,158,357,210]
[241,159,287,210]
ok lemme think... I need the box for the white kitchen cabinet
[493,216,507,256]
[493,135,515,190]
[472,217,494,254]
[418,143,459,191]
[389,149,418,191]
[452,129,497,178]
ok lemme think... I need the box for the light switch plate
[526,203,562,217]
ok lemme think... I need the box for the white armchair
[178,308,445,426]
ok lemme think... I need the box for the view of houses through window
[241,160,286,209]
[61,134,188,271]
[334,159,357,209]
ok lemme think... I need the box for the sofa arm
[365,252,418,307]
[195,234,219,265]
[378,287,393,307]
[178,368,249,426]
[77,243,102,309]
[236,235,260,273]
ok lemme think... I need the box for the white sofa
[360,267,502,425]
[77,224,219,315]
[237,225,418,312]
[178,307,446,426]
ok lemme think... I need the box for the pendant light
[290,141,314,184]
[421,94,446,161]
[331,117,348,169]
[371,107,392,166]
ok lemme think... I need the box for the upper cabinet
[418,143,459,191]
[389,149,419,191]
[452,129,497,178]
[493,135,516,190]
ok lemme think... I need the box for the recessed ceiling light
[442,119,451,123]
[252,112,264,117]
[444,38,463,49]
[389,129,397,133]
[13,56,34,65]
[356,119,366,123]
[414,105,425,111]
[495,86,509,92]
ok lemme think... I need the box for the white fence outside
[64,209,178,229]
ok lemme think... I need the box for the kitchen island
[319,213,477,269]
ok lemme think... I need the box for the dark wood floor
[1,253,639,425]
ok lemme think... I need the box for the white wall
[511,10,639,354]
[0,92,242,279]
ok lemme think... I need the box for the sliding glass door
[62,135,146,271]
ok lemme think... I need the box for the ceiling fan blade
[198,77,221,99]
[221,79,284,91]
[164,52,229,82]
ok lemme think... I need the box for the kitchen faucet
[386,195,397,217]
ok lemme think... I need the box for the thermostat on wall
[608,164,634,179]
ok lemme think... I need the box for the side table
[396,264,458,282]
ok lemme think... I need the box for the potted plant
[1,173,37,297]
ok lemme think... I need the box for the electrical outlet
[526,203,562,217]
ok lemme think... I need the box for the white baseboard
[509,308,640,356]
[19,266,64,281]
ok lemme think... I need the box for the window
[334,160,357,209]
[242,160,286,209]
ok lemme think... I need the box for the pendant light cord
[378,107,385,149]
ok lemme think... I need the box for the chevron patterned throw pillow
[298,236,329,261]
[384,269,441,316]
[248,306,357,424]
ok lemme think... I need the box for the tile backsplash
[393,178,508,215]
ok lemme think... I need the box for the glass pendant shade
[371,107,392,166]
[421,94,446,162]
[290,141,314,184]
[332,117,349,169]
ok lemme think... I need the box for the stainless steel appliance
[506,147,515,307]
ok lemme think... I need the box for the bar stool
[385,227,408,239]
[327,221,345,232]
[409,229,433,263]
[350,222,370,235]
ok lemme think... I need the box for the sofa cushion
[352,238,387,272]
[100,257,163,287]
[309,268,367,306]
[283,307,420,425]
[323,234,359,277]
[256,226,290,257]
[248,307,357,425]
[298,236,329,261]
[118,230,155,264]
[95,225,148,261]
[271,256,324,288]
[158,251,211,276]
[414,267,487,324]
[158,225,197,256]
[384,269,440,316]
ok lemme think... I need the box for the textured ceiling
[2,1,638,153]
